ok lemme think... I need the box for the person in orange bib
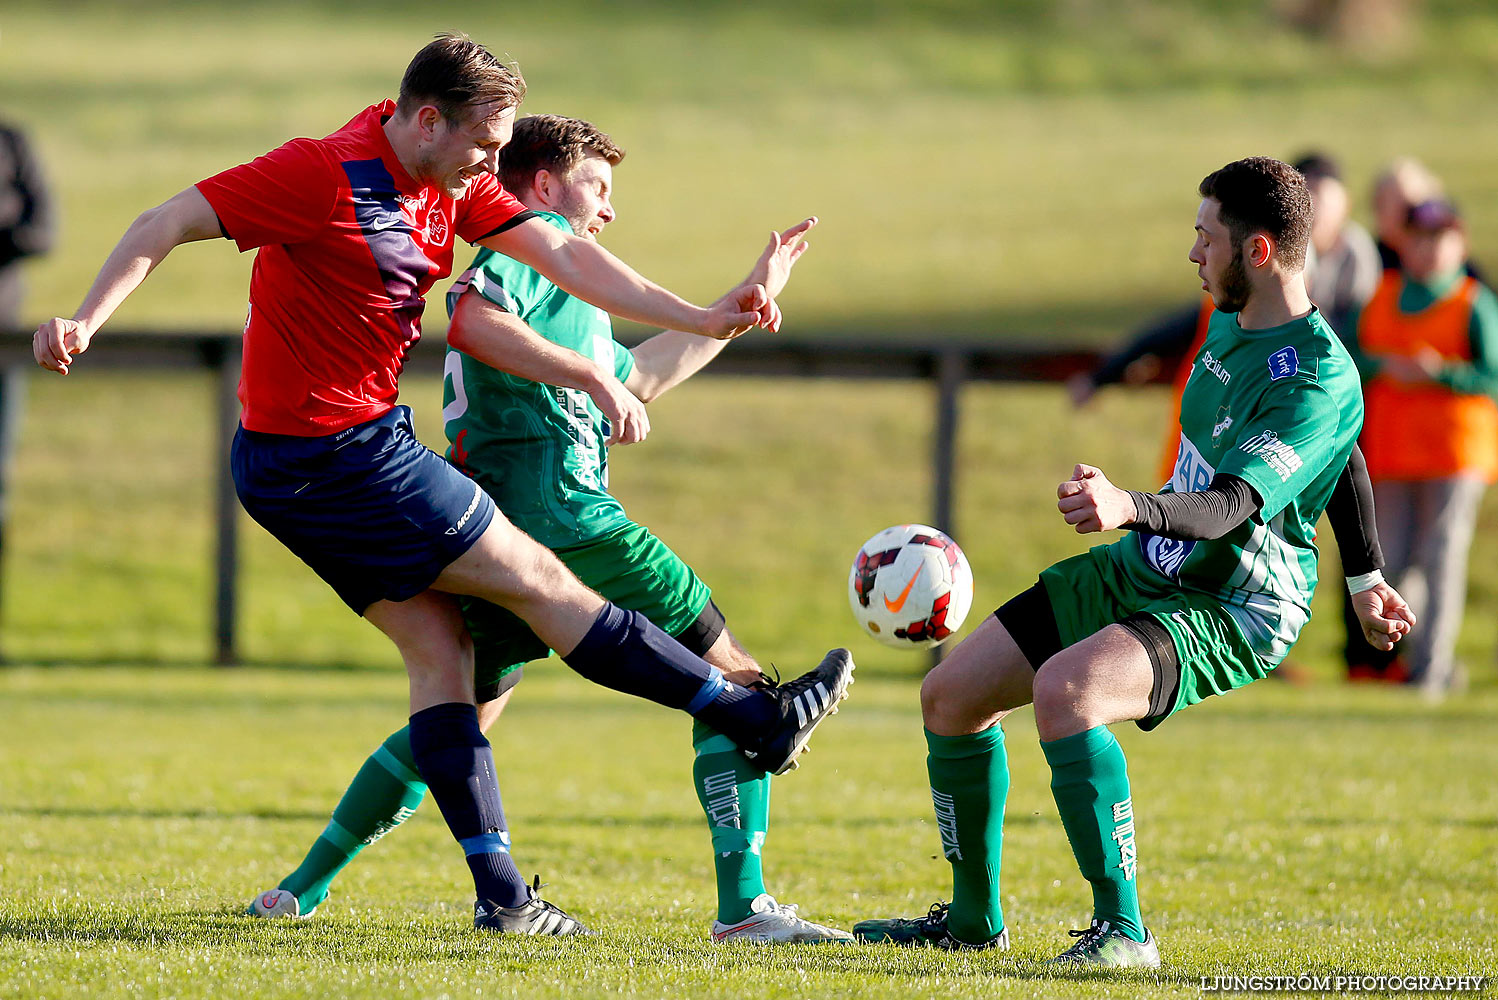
[1350,198,1498,696]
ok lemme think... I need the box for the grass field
[4,2,1498,995]
[3,666,1495,999]
[9,372,1498,673]
[5,373,1497,995]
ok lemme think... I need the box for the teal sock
[692,719,771,924]
[1041,726,1146,942]
[925,725,1008,943]
[278,726,428,911]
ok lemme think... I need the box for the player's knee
[920,667,964,729]
[1031,657,1085,720]
[461,522,576,608]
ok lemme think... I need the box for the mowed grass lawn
[3,373,1497,996]
[2,667,1494,999]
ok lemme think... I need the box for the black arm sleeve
[1322,444,1383,576]
[1089,304,1202,388]
[1123,474,1262,541]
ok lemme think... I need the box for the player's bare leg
[364,592,476,712]
[433,513,853,775]
[476,688,516,730]
[701,628,764,686]
[1030,625,1153,742]
[433,512,606,654]
[920,615,1037,736]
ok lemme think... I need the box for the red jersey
[197,101,531,435]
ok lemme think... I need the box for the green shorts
[461,520,716,702]
[1025,545,1269,730]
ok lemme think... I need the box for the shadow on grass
[529,812,1049,831]
[0,655,392,673]
[1290,814,1496,830]
[0,906,1214,986]
[0,805,327,823]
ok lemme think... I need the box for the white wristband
[1346,570,1384,594]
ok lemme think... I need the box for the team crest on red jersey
[426,207,449,246]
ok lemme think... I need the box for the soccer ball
[848,524,974,649]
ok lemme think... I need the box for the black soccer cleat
[473,876,593,936]
[740,648,855,776]
[853,901,1009,951]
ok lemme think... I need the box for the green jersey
[1111,307,1364,664]
[441,211,636,549]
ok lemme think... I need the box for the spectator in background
[1070,151,1376,485]
[1293,153,1380,341]
[0,121,53,329]
[1350,199,1498,697]
[1371,157,1443,273]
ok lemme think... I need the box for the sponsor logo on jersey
[1239,428,1303,482]
[1168,435,1216,493]
[1201,349,1232,385]
[1140,532,1197,580]
[1211,405,1233,447]
[932,788,963,860]
[1267,346,1299,380]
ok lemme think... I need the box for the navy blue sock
[407,702,528,907]
[562,603,773,743]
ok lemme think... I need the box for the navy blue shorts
[231,405,496,614]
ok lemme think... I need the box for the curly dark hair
[498,114,625,195]
[1198,157,1313,270]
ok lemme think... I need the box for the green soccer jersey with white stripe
[1110,306,1364,664]
[441,211,637,549]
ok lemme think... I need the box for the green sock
[692,719,771,924]
[925,725,1008,943]
[1040,725,1146,942]
[278,726,428,912]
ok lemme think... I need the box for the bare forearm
[448,293,607,393]
[626,330,730,401]
[492,222,710,333]
[545,239,712,333]
[74,189,223,332]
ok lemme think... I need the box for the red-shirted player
[32,34,855,935]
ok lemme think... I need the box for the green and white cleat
[853,901,1009,951]
[711,894,854,944]
[1049,920,1159,968]
[247,887,318,919]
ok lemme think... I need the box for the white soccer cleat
[247,888,314,919]
[711,894,855,944]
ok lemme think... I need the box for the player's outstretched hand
[747,217,817,315]
[1056,463,1137,534]
[590,373,651,446]
[34,318,92,375]
[1351,581,1417,651]
[702,283,769,341]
